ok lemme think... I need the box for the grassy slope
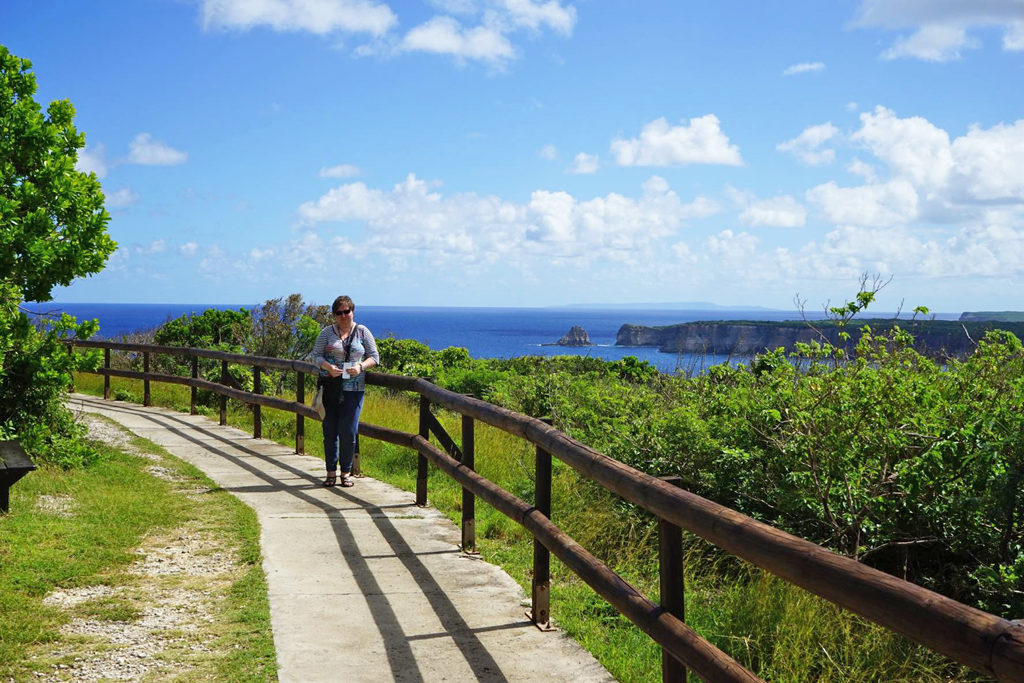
[0,418,276,681]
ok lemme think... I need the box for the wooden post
[190,356,198,415]
[143,352,151,407]
[461,415,476,553]
[295,371,305,455]
[416,396,429,506]
[659,475,686,683]
[219,360,228,426]
[353,434,361,476]
[103,348,110,400]
[252,365,262,439]
[531,435,553,630]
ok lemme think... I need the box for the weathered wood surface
[365,372,1024,681]
[359,422,761,682]
[92,367,319,419]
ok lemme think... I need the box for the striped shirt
[311,323,379,392]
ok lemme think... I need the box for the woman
[311,295,379,487]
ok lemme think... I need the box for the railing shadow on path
[70,395,566,683]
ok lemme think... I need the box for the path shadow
[72,396,523,683]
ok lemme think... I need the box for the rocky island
[616,318,1024,359]
[546,325,593,347]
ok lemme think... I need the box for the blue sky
[4,1,1024,312]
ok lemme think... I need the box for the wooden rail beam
[381,374,1024,681]
[72,342,1024,681]
[357,421,763,682]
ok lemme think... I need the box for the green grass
[0,415,276,681]
[69,371,981,682]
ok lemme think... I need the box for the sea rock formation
[554,325,593,346]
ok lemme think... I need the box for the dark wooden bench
[0,441,36,513]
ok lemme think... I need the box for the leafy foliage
[369,294,1024,617]
[0,45,114,467]
[233,293,330,360]
[154,307,249,350]
[149,295,330,404]
[0,46,115,303]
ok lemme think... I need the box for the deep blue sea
[23,302,957,374]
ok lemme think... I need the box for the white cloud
[319,163,361,178]
[128,133,188,166]
[1006,21,1024,49]
[777,123,839,166]
[611,115,743,167]
[739,195,807,228]
[853,0,1024,28]
[705,229,760,268]
[397,2,576,65]
[295,173,717,267]
[498,0,577,35]
[539,144,557,160]
[203,0,575,66]
[76,143,108,178]
[106,186,140,207]
[134,239,166,255]
[179,242,200,257]
[567,152,599,174]
[783,61,825,76]
[401,16,515,63]
[806,179,919,227]
[200,0,397,37]
[851,106,953,188]
[950,120,1024,201]
[790,219,1024,281]
[848,106,1024,204]
[882,25,977,61]
[806,108,1024,232]
[429,0,476,14]
[297,181,390,223]
[847,158,878,182]
[853,0,1024,59]
[671,240,696,263]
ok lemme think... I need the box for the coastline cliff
[616,319,1024,358]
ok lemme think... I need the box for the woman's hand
[346,362,362,377]
[325,364,344,378]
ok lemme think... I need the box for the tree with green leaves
[1,44,116,466]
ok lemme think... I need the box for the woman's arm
[358,326,379,371]
[311,327,340,373]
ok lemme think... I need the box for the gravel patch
[29,415,244,682]
[76,413,160,462]
[143,465,185,483]
[35,495,77,518]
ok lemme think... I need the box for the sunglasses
[334,309,352,316]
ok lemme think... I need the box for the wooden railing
[71,340,1024,683]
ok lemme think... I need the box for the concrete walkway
[68,394,614,683]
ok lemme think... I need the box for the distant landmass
[554,302,783,311]
[960,311,1024,322]
[616,318,1024,358]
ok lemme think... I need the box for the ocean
[23,302,952,373]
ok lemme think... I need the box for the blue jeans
[322,390,364,474]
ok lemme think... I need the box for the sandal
[323,474,337,487]
[340,475,355,488]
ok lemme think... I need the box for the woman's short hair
[332,295,354,314]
